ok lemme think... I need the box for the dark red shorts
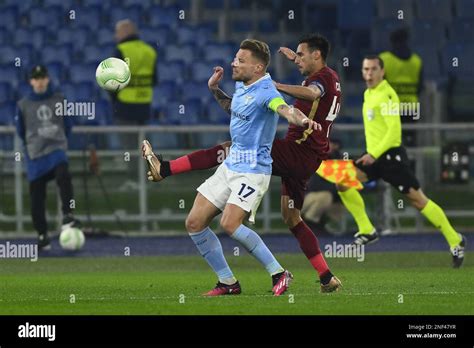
[270,139,323,210]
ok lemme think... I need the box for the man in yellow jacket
[335,55,465,268]
[112,19,157,125]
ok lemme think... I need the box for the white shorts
[197,164,270,224]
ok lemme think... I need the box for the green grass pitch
[1,252,472,315]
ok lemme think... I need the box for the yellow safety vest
[117,40,157,104]
[379,51,422,104]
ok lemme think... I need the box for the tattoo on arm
[211,88,232,114]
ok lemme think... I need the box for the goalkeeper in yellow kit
[336,55,465,268]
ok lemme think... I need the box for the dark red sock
[290,221,330,278]
[169,143,224,175]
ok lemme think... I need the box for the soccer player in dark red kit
[143,34,343,292]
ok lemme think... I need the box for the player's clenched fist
[208,66,224,90]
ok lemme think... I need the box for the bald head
[115,19,138,42]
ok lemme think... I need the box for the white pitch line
[1,291,474,302]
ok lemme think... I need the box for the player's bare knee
[219,215,239,235]
[185,215,205,233]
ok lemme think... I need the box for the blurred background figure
[379,28,423,147]
[301,140,345,236]
[112,19,157,126]
[15,65,80,250]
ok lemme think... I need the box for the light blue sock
[189,227,236,284]
[231,224,284,276]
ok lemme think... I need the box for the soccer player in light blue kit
[144,39,320,296]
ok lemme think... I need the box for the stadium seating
[337,0,375,30]
[454,0,474,18]
[415,0,453,22]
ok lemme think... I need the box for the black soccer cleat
[352,229,379,246]
[38,234,51,251]
[451,234,466,269]
[62,213,81,231]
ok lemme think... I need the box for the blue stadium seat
[165,45,196,65]
[45,62,66,85]
[15,44,35,68]
[376,0,414,21]
[203,43,233,62]
[69,63,97,84]
[43,0,75,11]
[28,6,63,29]
[81,45,115,65]
[179,99,203,125]
[258,19,278,33]
[203,0,225,9]
[0,6,18,31]
[449,19,474,43]
[96,28,114,45]
[70,6,102,31]
[206,102,229,124]
[176,26,197,45]
[158,60,186,84]
[232,19,254,32]
[371,19,406,51]
[57,28,90,51]
[0,101,15,127]
[148,6,181,28]
[416,45,441,79]
[163,101,187,124]
[152,81,180,111]
[0,82,14,103]
[415,0,453,22]
[441,43,474,77]
[190,61,214,82]
[337,0,374,30]
[0,66,19,89]
[16,82,31,99]
[74,98,110,126]
[123,0,152,10]
[221,80,235,96]
[0,46,18,66]
[0,28,7,45]
[42,45,73,66]
[109,6,143,25]
[412,21,447,49]
[184,81,212,103]
[62,82,96,102]
[455,0,474,19]
[14,28,46,50]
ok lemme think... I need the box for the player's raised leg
[281,195,342,293]
[142,139,230,181]
[185,192,240,296]
[405,188,465,268]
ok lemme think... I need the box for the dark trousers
[29,162,74,236]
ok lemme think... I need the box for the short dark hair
[390,28,409,45]
[363,54,384,69]
[298,33,330,61]
[240,39,271,68]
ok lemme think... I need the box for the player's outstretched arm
[274,82,321,102]
[208,66,232,114]
[276,104,322,131]
[278,47,297,62]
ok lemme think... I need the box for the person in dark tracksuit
[15,65,80,250]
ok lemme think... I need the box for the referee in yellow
[336,55,466,268]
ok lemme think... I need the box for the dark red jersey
[285,66,342,160]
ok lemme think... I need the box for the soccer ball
[95,57,131,92]
[59,227,85,251]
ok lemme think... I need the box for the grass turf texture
[1,252,472,315]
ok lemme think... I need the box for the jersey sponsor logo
[231,110,250,122]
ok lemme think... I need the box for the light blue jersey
[224,73,284,175]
